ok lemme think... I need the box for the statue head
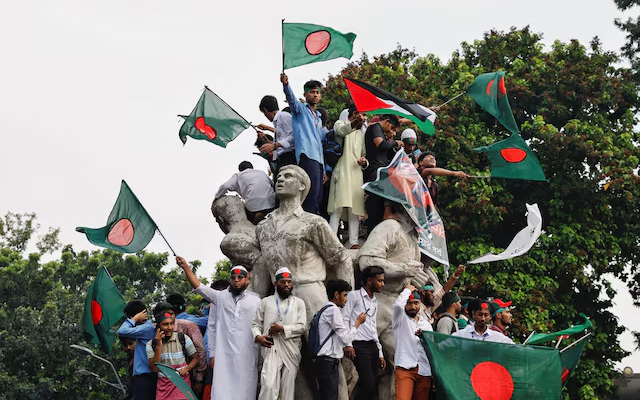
[275,165,310,204]
[211,195,248,234]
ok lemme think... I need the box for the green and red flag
[467,71,520,134]
[82,266,126,354]
[76,180,157,253]
[559,336,589,386]
[282,22,356,70]
[527,314,592,345]
[421,331,562,399]
[473,133,546,181]
[155,363,197,400]
[344,77,436,135]
[362,150,449,268]
[179,87,251,147]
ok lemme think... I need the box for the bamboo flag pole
[560,333,592,353]
[435,92,466,108]
[468,175,492,179]
[155,226,176,256]
[281,19,286,72]
[523,331,536,345]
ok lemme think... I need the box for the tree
[613,0,640,79]
[322,27,640,399]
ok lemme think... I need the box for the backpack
[308,304,335,357]
[434,313,459,334]
[322,129,343,170]
[177,332,194,380]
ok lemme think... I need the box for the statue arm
[314,223,354,287]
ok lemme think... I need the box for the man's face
[423,290,435,307]
[420,154,437,168]
[275,170,304,198]
[275,278,293,298]
[229,273,249,295]
[122,339,136,355]
[498,309,513,325]
[335,291,349,308]
[380,120,397,137]
[368,274,385,293]
[473,307,492,329]
[262,108,276,122]
[304,88,322,106]
[454,301,462,314]
[404,142,416,152]
[405,298,421,318]
[158,318,174,338]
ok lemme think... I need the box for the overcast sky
[1,0,638,371]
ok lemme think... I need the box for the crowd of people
[116,257,515,400]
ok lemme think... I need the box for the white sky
[1,0,638,371]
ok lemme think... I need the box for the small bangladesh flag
[559,335,589,386]
[155,363,198,400]
[76,180,157,253]
[473,133,547,181]
[344,77,436,135]
[527,314,592,345]
[421,331,562,400]
[82,266,126,354]
[282,22,356,70]
[179,87,251,147]
[467,71,520,134]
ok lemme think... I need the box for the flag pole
[468,175,492,179]
[203,86,256,132]
[560,333,591,353]
[155,226,176,256]
[435,92,466,109]
[523,331,536,345]
[281,18,285,73]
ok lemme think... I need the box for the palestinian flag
[344,77,436,135]
[282,22,356,70]
[82,266,126,354]
[362,150,449,268]
[473,133,546,181]
[155,363,198,400]
[559,336,588,386]
[179,87,251,147]
[421,331,562,399]
[467,71,520,134]
[76,180,157,253]
[527,314,592,345]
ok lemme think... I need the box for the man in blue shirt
[117,300,157,400]
[166,293,208,331]
[281,73,326,215]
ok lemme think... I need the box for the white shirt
[342,288,383,357]
[392,289,433,376]
[452,323,515,344]
[317,302,358,359]
[273,110,294,158]
[214,169,276,212]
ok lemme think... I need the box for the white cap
[275,267,293,280]
[401,128,417,143]
[229,265,248,276]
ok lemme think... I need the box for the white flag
[468,203,542,264]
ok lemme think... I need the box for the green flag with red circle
[421,331,562,400]
[76,180,158,253]
[82,266,126,354]
[467,71,520,134]
[473,133,547,181]
[283,22,356,69]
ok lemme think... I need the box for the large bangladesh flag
[179,87,251,147]
[82,266,126,354]
[473,133,547,181]
[467,71,520,134]
[362,150,449,268]
[344,77,436,135]
[421,331,562,399]
[282,22,356,69]
[76,180,157,253]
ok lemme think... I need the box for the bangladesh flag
[473,133,547,181]
[344,77,436,135]
[560,336,588,386]
[362,150,449,268]
[282,22,356,70]
[421,331,562,399]
[82,266,126,354]
[156,363,197,400]
[467,71,520,134]
[179,87,251,147]
[76,180,157,253]
[527,314,592,345]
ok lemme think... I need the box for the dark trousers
[353,340,380,400]
[276,151,297,175]
[298,154,323,215]
[313,356,339,400]
[132,373,157,400]
[365,193,385,232]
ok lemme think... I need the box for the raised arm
[214,173,239,200]
[177,255,220,305]
[393,287,413,329]
[421,167,469,178]
[282,73,304,115]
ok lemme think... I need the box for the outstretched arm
[421,167,469,178]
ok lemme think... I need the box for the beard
[405,310,418,318]
[276,286,291,299]
[423,298,434,307]
[229,283,247,296]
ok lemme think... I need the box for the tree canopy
[321,27,640,399]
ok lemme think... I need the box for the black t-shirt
[364,123,398,182]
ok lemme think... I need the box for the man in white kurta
[328,106,368,248]
[252,267,307,400]
[177,257,261,400]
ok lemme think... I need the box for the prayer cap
[401,128,417,144]
[275,267,293,281]
[230,266,248,277]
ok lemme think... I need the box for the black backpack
[434,314,459,334]
[177,332,194,380]
[322,129,343,169]
[308,304,335,357]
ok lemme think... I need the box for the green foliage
[322,27,640,399]
[0,214,209,399]
[613,0,640,79]
[212,258,232,281]
[0,212,61,254]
